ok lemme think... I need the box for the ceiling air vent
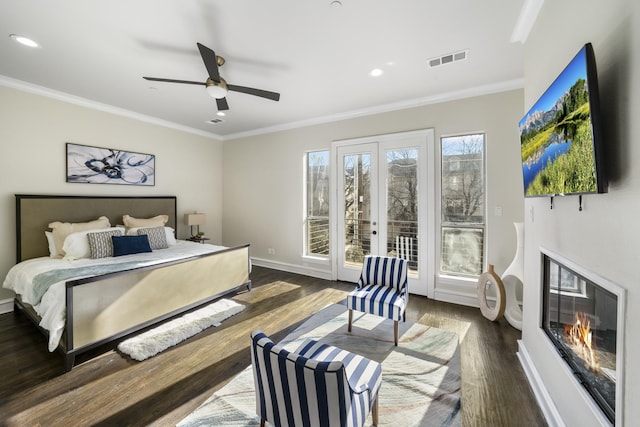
[428,49,469,68]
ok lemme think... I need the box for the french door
[333,129,434,296]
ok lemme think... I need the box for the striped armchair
[250,330,382,427]
[347,255,408,346]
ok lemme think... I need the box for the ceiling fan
[143,43,280,111]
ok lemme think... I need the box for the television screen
[519,43,606,197]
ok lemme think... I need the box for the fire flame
[565,312,599,371]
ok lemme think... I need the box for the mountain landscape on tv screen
[520,77,597,196]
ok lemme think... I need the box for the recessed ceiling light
[9,34,39,48]
[216,111,226,117]
[330,1,342,7]
[370,68,384,77]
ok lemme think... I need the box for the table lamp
[185,213,206,238]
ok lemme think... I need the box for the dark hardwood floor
[0,266,546,426]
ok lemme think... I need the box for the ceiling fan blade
[197,42,221,82]
[227,84,280,101]
[143,77,205,86]
[216,97,229,111]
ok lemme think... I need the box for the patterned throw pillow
[137,226,168,250]
[87,229,123,259]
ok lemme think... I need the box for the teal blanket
[32,260,149,305]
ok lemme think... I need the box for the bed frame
[13,194,251,371]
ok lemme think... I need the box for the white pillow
[62,227,122,260]
[45,231,58,258]
[164,227,177,246]
[126,227,176,246]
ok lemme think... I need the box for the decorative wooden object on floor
[477,264,506,321]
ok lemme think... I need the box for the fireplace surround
[541,248,625,425]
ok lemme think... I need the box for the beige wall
[0,83,523,308]
[222,89,525,303]
[521,0,639,425]
[0,86,222,302]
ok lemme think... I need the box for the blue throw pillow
[112,235,153,257]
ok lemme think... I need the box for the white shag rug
[117,299,245,361]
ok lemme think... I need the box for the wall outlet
[267,248,275,255]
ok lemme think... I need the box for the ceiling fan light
[206,85,227,99]
[206,78,228,99]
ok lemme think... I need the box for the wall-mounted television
[519,43,607,197]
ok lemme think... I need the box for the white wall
[0,85,222,302]
[222,89,525,303]
[520,0,639,425]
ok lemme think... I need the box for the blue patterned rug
[178,303,461,427]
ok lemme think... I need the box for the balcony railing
[344,218,419,273]
[307,217,329,256]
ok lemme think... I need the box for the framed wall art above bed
[66,143,155,186]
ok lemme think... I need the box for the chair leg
[372,396,379,426]
[348,309,353,332]
[394,320,399,346]
[260,420,266,427]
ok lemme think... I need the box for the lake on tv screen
[522,140,571,192]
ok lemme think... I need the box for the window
[440,134,485,276]
[305,151,329,256]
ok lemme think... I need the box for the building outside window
[440,133,485,276]
[305,150,329,257]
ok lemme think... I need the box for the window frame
[438,132,487,278]
[303,150,330,259]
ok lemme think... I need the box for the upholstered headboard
[15,195,177,262]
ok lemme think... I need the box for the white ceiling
[0,0,527,140]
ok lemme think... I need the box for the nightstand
[187,236,210,244]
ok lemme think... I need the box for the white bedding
[2,240,228,351]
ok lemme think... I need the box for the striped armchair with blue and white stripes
[250,330,382,427]
[347,255,408,346]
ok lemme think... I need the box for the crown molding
[0,75,223,141]
[222,78,524,141]
[1,74,523,143]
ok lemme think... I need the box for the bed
[3,194,251,371]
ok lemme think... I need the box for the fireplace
[541,249,625,425]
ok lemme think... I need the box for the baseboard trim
[517,340,565,427]
[251,257,332,281]
[0,298,14,315]
[433,288,480,308]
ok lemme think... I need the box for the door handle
[372,230,377,235]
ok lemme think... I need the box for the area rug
[177,303,461,426]
[118,299,245,361]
